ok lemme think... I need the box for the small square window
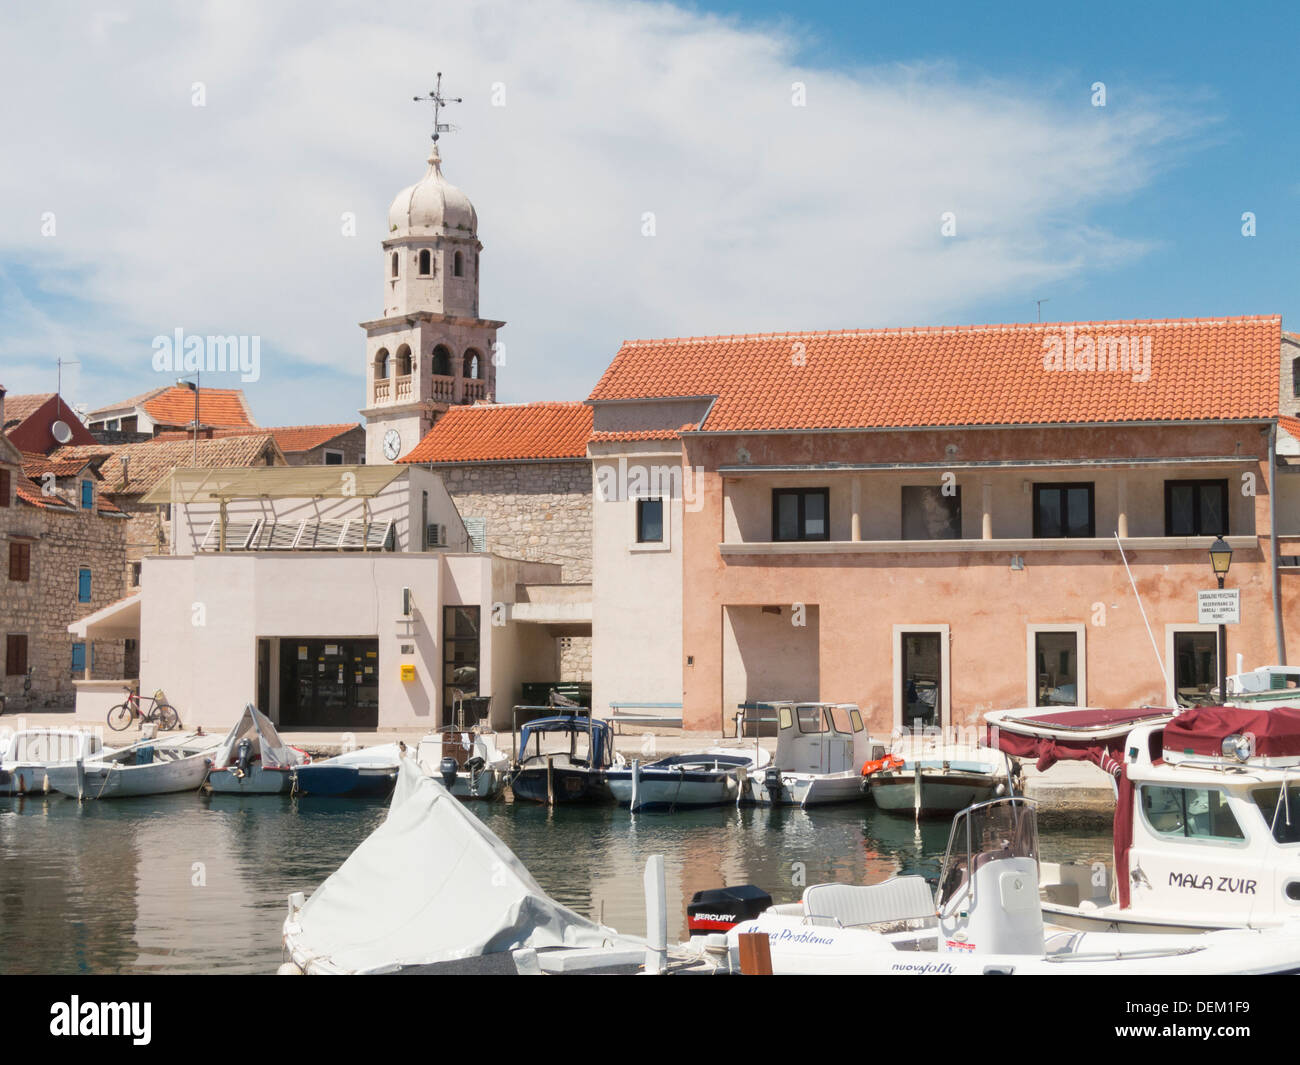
[771,488,830,542]
[637,498,663,543]
[1033,483,1094,538]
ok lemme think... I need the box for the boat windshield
[829,704,862,734]
[937,798,1038,909]
[1251,786,1300,844]
[796,706,829,733]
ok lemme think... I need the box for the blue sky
[0,1,1294,427]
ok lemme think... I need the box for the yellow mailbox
[400,663,416,682]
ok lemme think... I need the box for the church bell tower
[361,79,504,464]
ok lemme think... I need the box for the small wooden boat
[866,741,1008,817]
[509,711,615,804]
[44,733,220,800]
[206,704,309,795]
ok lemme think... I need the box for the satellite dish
[51,420,73,444]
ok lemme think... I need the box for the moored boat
[509,712,616,804]
[737,702,878,807]
[291,743,401,798]
[414,725,509,800]
[43,732,220,800]
[206,704,309,795]
[987,702,1300,933]
[866,737,1009,817]
[1,728,133,796]
[607,749,770,810]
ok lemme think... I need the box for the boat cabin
[513,714,615,771]
[760,702,873,775]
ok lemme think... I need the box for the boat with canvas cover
[43,731,221,800]
[509,712,617,804]
[206,704,309,794]
[606,747,771,811]
[723,796,1300,974]
[280,759,651,974]
[291,743,401,798]
[414,725,509,800]
[737,702,878,807]
[987,703,1300,933]
[866,733,1009,817]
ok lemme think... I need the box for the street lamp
[175,373,200,467]
[1209,536,1233,703]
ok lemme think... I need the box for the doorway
[278,638,380,728]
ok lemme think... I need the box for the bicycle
[107,687,180,732]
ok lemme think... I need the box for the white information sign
[1198,588,1240,625]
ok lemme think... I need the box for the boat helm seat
[802,877,936,929]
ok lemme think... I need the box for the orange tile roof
[587,316,1283,432]
[15,481,72,509]
[56,434,286,495]
[588,424,697,443]
[141,386,256,428]
[1,392,56,429]
[398,403,594,464]
[1281,415,1300,440]
[153,423,359,453]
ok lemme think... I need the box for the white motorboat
[866,735,1010,817]
[44,732,221,800]
[1225,665,1300,708]
[724,797,1300,974]
[206,704,309,795]
[987,702,1300,933]
[737,702,880,807]
[607,747,771,810]
[414,726,509,800]
[0,728,138,796]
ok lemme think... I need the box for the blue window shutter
[78,568,91,603]
[81,480,94,509]
[71,643,85,672]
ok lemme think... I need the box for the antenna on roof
[413,72,463,146]
[55,356,80,431]
[1034,298,1050,323]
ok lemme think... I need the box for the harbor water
[0,792,1112,974]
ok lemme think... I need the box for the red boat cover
[1009,708,1168,731]
[1163,705,1300,758]
[985,722,1127,776]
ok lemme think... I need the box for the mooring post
[737,931,773,975]
[643,854,667,974]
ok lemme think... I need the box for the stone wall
[439,461,592,582]
[439,459,592,681]
[0,489,129,707]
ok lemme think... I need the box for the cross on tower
[413,72,463,145]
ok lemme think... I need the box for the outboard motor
[234,737,254,779]
[687,885,772,936]
[439,756,460,789]
[763,766,785,802]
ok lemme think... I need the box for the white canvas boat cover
[213,704,303,769]
[284,759,643,973]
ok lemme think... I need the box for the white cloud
[0,0,1205,422]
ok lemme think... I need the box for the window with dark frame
[1033,483,1094,538]
[8,542,30,582]
[772,488,830,542]
[636,498,663,543]
[442,606,481,722]
[1165,479,1228,537]
[0,467,9,507]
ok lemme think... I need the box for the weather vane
[413,72,463,145]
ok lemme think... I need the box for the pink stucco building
[587,315,1300,734]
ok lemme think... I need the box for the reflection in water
[0,792,1111,974]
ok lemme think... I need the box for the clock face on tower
[383,429,401,460]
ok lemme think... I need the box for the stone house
[86,385,257,437]
[398,401,594,681]
[1,388,129,707]
[1,391,97,453]
[153,423,366,465]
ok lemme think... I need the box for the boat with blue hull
[292,743,401,798]
[607,750,770,810]
[509,712,616,804]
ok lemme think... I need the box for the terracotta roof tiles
[587,316,1283,432]
[398,403,593,464]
